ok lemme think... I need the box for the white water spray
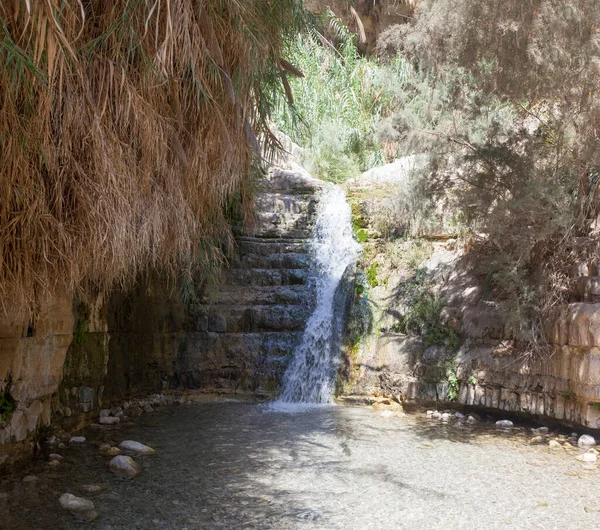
[274,185,360,408]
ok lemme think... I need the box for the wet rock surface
[1,402,600,529]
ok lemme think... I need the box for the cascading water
[274,184,360,407]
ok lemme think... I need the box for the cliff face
[0,168,323,460]
[339,169,600,430]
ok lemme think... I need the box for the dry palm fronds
[0,0,308,314]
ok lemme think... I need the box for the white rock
[426,410,434,416]
[532,427,549,435]
[578,434,596,447]
[69,436,86,444]
[109,455,141,478]
[81,484,106,494]
[576,452,597,463]
[441,413,452,421]
[114,411,124,419]
[548,440,563,450]
[98,409,111,418]
[455,412,465,419]
[432,411,441,419]
[59,493,95,513]
[496,420,514,428]
[98,416,120,425]
[466,415,477,424]
[49,454,63,461]
[119,440,156,455]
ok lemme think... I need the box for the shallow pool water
[2,402,600,529]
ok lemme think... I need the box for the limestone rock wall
[103,168,322,399]
[0,292,73,451]
[0,168,323,457]
[341,174,600,429]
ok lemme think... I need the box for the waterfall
[274,185,360,408]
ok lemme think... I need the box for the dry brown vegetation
[0,0,306,314]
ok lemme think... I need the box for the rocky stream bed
[2,399,600,529]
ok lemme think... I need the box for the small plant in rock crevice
[0,379,16,423]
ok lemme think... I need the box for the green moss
[73,318,89,346]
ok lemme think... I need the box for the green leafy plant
[447,371,460,402]
[366,263,379,287]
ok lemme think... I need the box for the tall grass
[0,0,308,314]
[273,13,412,182]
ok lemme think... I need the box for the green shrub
[272,12,412,181]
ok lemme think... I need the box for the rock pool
[2,402,600,529]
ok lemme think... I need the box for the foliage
[0,0,309,313]
[386,238,432,270]
[366,263,379,287]
[377,0,600,346]
[273,11,411,181]
[73,319,89,346]
[447,370,460,402]
[395,270,460,351]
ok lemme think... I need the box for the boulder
[496,420,514,428]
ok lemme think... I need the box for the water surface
[2,402,600,529]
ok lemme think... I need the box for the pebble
[81,484,106,494]
[98,416,120,425]
[58,443,66,449]
[49,454,63,461]
[109,455,141,478]
[22,475,38,483]
[575,452,597,463]
[496,420,514,428]
[455,412,465,419]
[128,406,143,417]
[548,440,563,450]
[529,436,544,444]
[532,427,549,435]
[119,440,156,455]
[69,436,86,444]
[577,434,596,447]
[99,444,121,456]
[143,405,154,413]
[59,493,95,513]
[48,459,61,468]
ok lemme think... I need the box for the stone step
[207,285,311,306]
[205,304,312,333]
[254,191,317,216]
[235,237,309,256]
[228,268,310,286]
[231,252,311,270]
[190,331,303,365]
[258,168,323,194]
[232,225,313,240]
